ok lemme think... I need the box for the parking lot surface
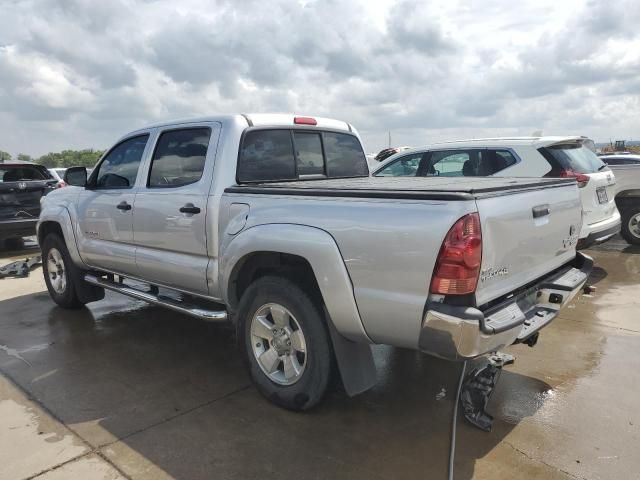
[0,237,639,480]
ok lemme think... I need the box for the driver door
[75,134,151,275]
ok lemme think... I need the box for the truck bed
[222,175,583,348]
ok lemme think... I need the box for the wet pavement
[0,237,639,479]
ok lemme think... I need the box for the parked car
[48,168,68,188]
[372,136,620,249]
[599,153,640,244]
[1,163,57,246]
[38,115,591,410]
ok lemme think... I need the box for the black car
[0,163,57,246]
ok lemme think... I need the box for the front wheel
[237,275,334,411]
[621,206,640,246]
[42,234,85,309]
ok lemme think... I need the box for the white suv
[372,136,620,249]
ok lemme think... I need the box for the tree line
[0,149,104,168]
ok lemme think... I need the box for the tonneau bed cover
[225,176,575,201]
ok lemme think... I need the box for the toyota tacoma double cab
[38,114,592,410]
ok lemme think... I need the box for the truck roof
[131,114,354,134]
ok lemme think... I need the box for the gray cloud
[0,0,639,157]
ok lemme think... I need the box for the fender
[221,223,371,343]
[37,205,87,268]
[220,223,377,396]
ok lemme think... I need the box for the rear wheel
[621,205,640,245]
[42,234,85,309]
[237,275,334,411]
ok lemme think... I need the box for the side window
[375,154,423,177]
[95,135,149,188]
[237,130,296,182]
[603,157,621,165]
[480,150,518,175]
[323,132,369,177]
[294,132,324,175]
[431,151,470,177]
[148,128,211,188]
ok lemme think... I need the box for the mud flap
[326,316,377,396]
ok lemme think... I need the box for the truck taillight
[559,170,590,188]
[430,213,482,295]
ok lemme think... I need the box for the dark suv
[0,163,57,246]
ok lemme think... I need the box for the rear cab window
[237,129,368,183]
[539,144,608,175]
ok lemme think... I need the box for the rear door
[539,143,616,228]
[474,181,583,306]
[132,123,220,295]
[0,165,56,223]
[76,134,150,275]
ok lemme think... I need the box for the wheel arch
[37,207,86,268]
[615,190,640,210]
[222,224,369,341]
[221,224,377,397]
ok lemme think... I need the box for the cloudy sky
[0,0,639,157]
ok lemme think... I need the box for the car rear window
[0,165,50,182]
[237,129,368,183]
[539,144,607,174]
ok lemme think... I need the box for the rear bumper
[578,211,621,249]
[418,252,593,361]
[0,219,38,240]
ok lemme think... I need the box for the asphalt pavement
[0,236,638,480]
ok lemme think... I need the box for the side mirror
[64,166,87,187]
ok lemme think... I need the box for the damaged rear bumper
[419,252,593,361]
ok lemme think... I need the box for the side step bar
[84,274,228,322]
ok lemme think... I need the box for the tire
[237,275,334,411]
[42,234,85,309]
[621,205,640,246]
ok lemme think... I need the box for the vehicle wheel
[41,234,85,309]
[237,275,334,411]
[621,206,640,245]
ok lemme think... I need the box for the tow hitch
[460,352,515,432]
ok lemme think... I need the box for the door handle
[532,204,550,218]
[117,201,132,211]
[179,203,201,214]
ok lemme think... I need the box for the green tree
[35,149,104,168]
[0,151,11,163]
[17,153,33,162]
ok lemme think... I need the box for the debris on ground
[435,387,446,400]
[0,256,42,279]
[460,352,515,432]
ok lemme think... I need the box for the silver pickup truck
[38,114,592,410]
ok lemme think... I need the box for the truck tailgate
[475,182,582,306]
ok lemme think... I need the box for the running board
[84,274,228,322]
